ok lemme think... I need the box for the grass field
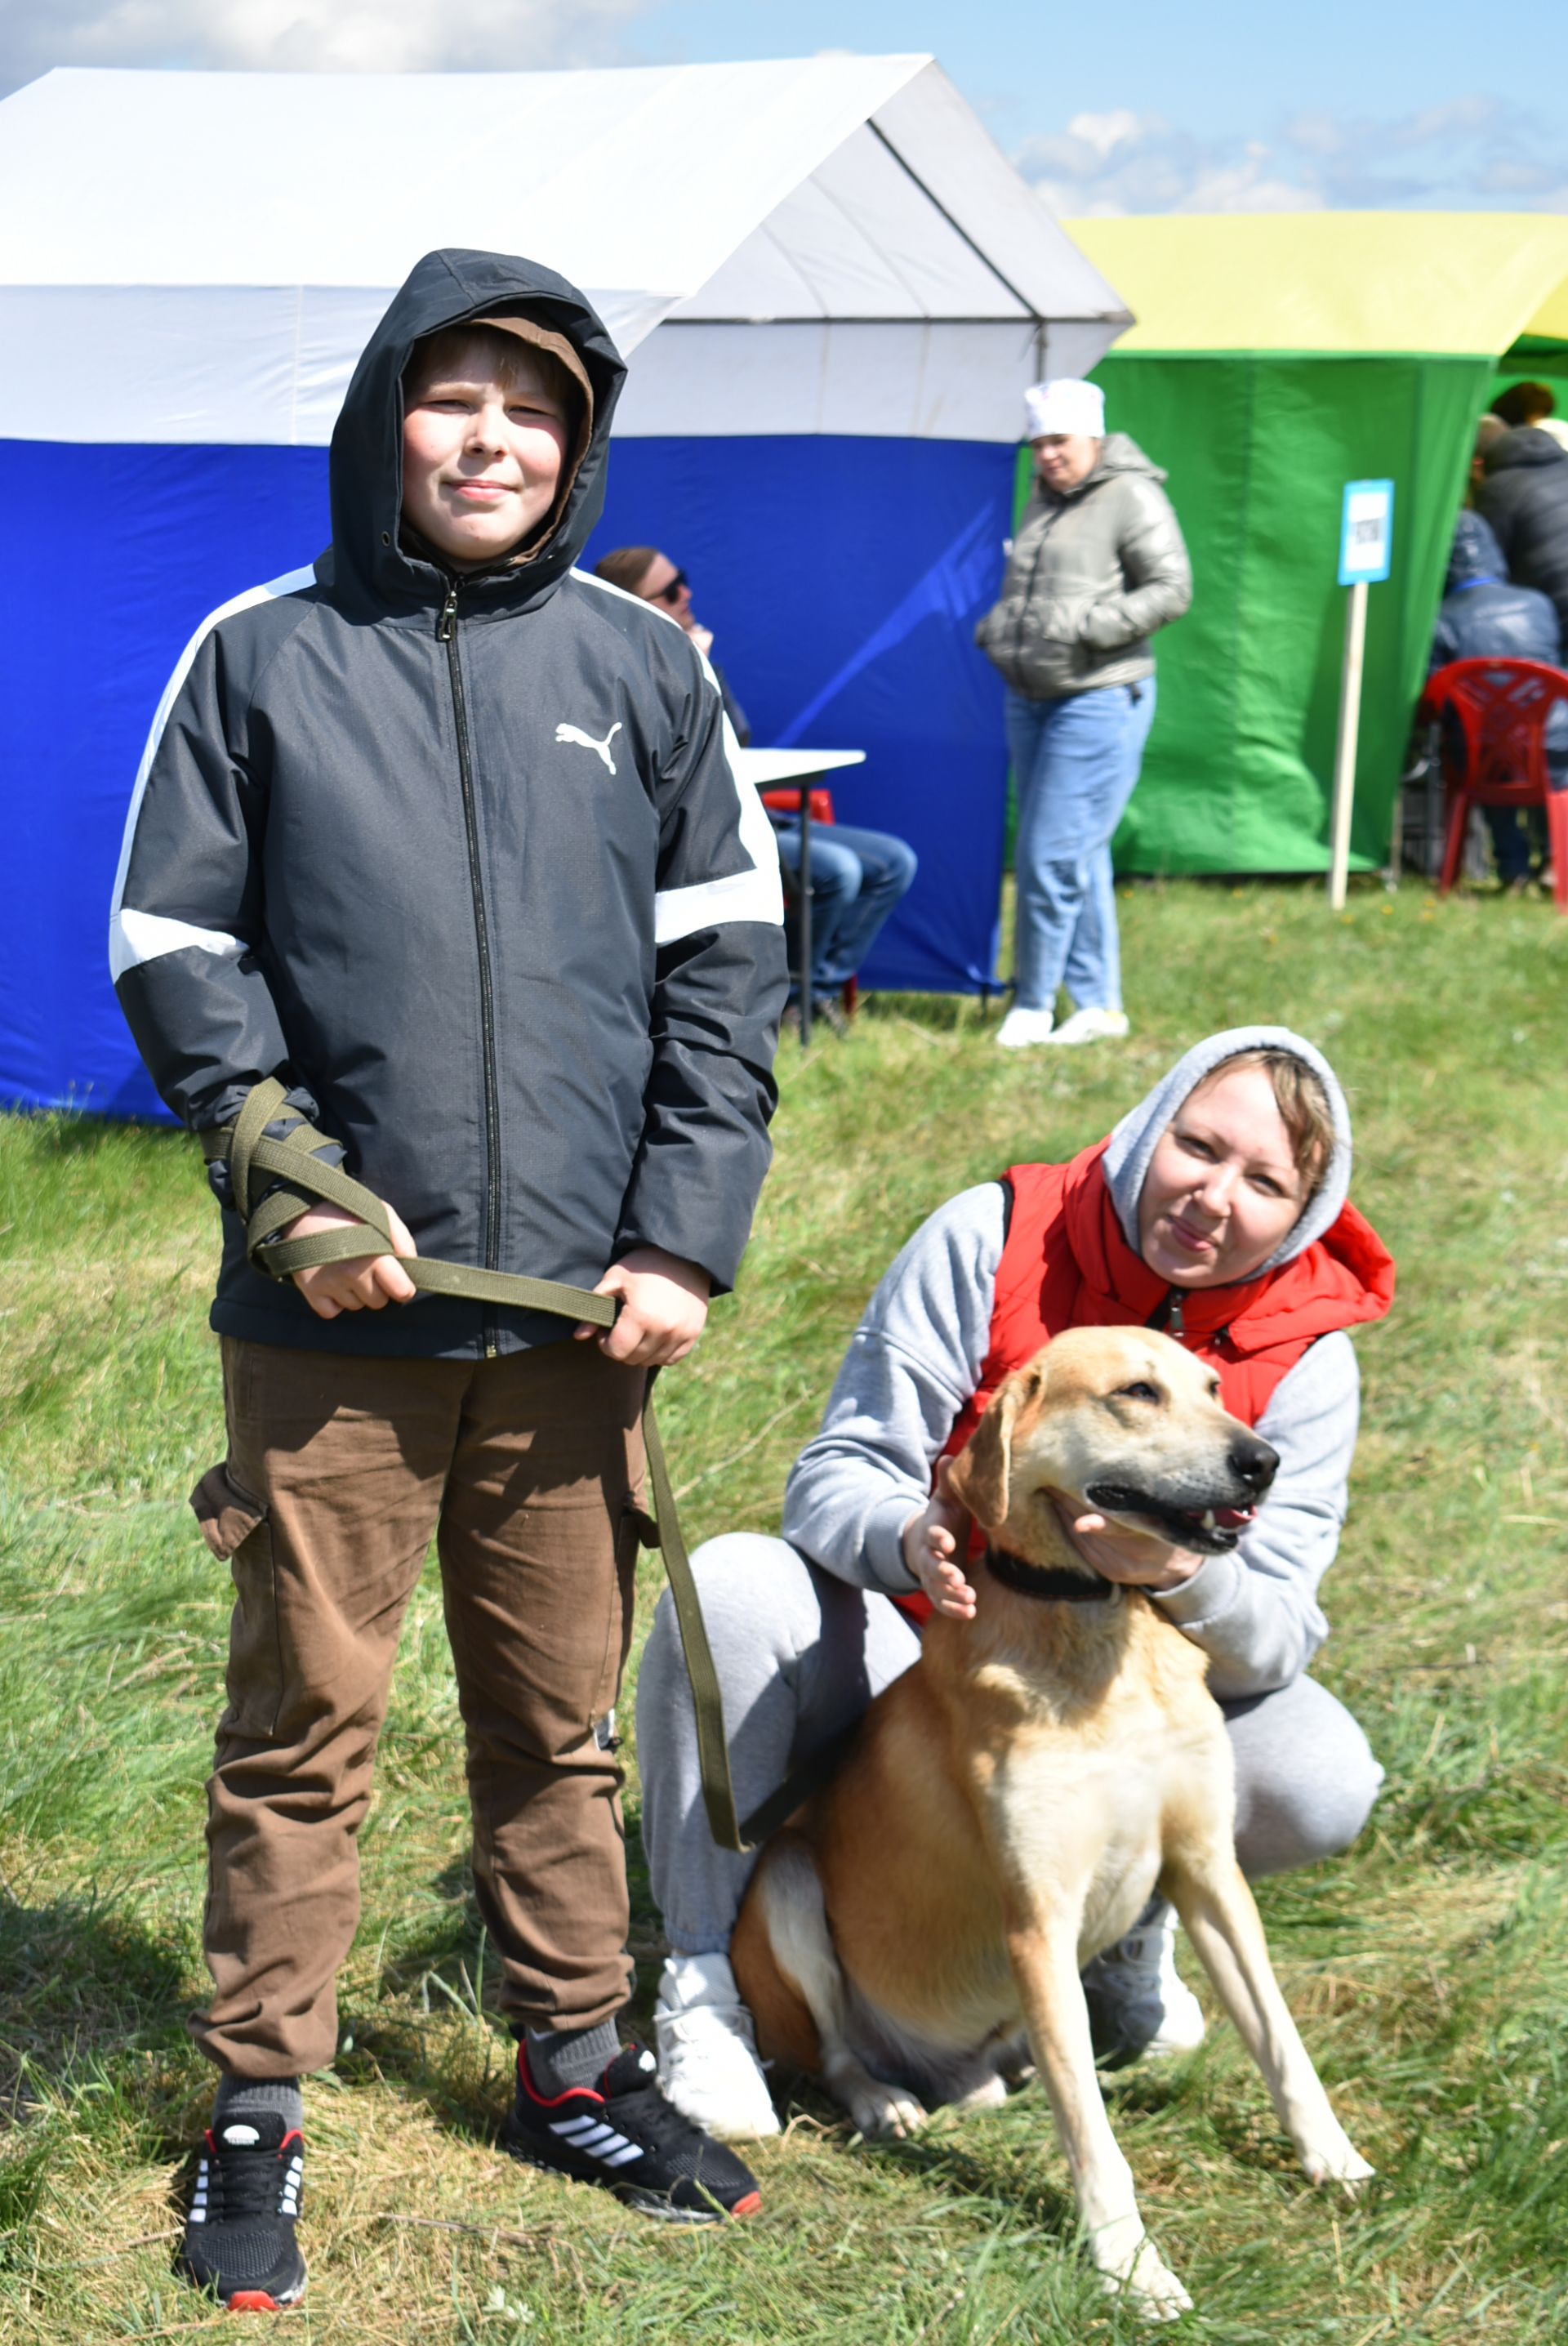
[1,876,1566,2344]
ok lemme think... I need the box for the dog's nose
[1229,1435,1279,1494]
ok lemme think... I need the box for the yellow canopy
[1067,213,1568,358]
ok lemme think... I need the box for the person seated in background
[1430,511,1566,891]
[1491,379,1568,453]
[595,546,918,1017]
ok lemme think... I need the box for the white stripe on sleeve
[108,565,316,983]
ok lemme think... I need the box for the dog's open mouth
[1081,1483,1258,1554]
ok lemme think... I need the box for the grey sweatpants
[637,1533,1384,1956]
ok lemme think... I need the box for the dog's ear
[947,1378,1024,1533]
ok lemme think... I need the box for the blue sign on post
[1338,479,1395,586]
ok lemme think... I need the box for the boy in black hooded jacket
[112,249,785,2308]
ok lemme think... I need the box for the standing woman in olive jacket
[977,378,1191,1050]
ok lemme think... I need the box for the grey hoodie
[782,1030,1370,1699]
[975,432,1192,701]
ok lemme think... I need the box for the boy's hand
[578,1247,710,1367]
[901,1459,977,1620]
[282,1202,419,1319]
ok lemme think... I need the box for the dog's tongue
[1214,1505,1254,1531]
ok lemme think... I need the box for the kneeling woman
[637,1028,1395,2141]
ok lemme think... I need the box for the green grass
[1,876,1566,2342]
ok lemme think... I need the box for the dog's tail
[730,1833,840,2075]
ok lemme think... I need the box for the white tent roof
[0,59,1130,444]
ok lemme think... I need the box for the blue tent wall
[582,436,1012,997]
[0,434,1011,1119]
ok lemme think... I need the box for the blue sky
[4,0,1567,211]
[626,1,1568,211]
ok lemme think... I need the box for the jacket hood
[1085,431,1166,488]
[1446,511,1506,593]
[1102,1026,1354,1275]
[1486,425,1567,475]
[327,248,626,611]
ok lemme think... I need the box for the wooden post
[1328,579,1368,911]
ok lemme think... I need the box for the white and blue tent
[0,56,1130,1113]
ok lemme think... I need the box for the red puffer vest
[896,1139,1395,1625]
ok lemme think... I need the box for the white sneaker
[653,1953,781,2142]
[1046,1006,1130,1047]
[1080,1903,1205,2069]
[995,1005,1056,1048]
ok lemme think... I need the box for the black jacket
[1477,427,1568,635]
[112,248,787,1358]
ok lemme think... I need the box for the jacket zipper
[439,580,501,1358]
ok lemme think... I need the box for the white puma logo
[555,720,623,774]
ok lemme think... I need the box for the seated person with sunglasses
[595,548,917,1017]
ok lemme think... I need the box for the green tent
[1056,213,1568,876]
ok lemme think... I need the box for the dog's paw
[1092,2219,1192,2322]
[1097,2237,1192,2324]
[1301,2136,1375,2193]
[849,2082,929,2140]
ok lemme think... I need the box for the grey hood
[1102,1027,1352,1279]
[1075,431,1169,492]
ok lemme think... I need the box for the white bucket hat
[1024,377,1106,439]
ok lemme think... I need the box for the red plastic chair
[1419,658,1568,908]
[760,786,837,825]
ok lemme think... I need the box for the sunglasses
[651,568,689,603]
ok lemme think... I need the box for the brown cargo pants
[188,1334,646,2078]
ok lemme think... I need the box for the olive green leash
[203,1078,817,1854]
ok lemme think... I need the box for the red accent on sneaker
[278,2130,303,2153]
[516,2045,606,2111]
[224,2289,284,2312]
[729,2191,762,2219]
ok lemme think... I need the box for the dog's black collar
[982,1547,1120,1603]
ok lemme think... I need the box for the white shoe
[1080,1903,1205,2068]
[653,1953,781,2142]
[1046,1006,1130,1047]
[995,1005,1056,1048]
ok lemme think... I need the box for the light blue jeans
[1006,680,1156,1014]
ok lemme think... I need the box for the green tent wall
[1092,350,1486,873]
[1060,216,1568,877]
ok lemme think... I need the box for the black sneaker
[176,2110,307,2311]
[503,2043,762,2224]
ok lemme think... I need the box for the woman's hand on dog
[902,1465,978,1618]
[1066,1513,1205,1591]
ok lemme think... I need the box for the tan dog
[731,1326,1372,2321]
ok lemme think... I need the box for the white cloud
[1022,91,1568,216]
[1022,111,1324,217]
[0,0,647,96]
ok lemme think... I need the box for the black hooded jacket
[1429,511,1568,770]
[1431,511,1562,668]
[1477,426,1568,636]
[111,249,787,1358]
